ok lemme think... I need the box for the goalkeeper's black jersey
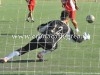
[37,20,69,45]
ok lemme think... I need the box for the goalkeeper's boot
[0,58,8,63]
[37,52,43,62]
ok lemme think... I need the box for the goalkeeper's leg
[37,43,58,61]
[0,38,41,63]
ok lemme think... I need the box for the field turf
[0,0,100,75]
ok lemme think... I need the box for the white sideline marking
[2,71,100,75]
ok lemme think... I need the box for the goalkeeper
[0,10,90,63]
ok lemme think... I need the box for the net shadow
[0,34,28,36]
[0,20,13,23]
[0,74,25,75]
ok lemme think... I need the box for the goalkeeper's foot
[37,52,43,62]
[83,32,90,40]
[0,58,8,63]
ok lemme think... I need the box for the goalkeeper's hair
[60,10,69,20]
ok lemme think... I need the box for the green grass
[0,0,100,75]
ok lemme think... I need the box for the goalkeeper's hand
[83,32,90,40]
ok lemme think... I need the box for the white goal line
[2,71,100,75]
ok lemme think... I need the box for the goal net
[0,0,100,75]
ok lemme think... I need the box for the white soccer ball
[86,15,95,23]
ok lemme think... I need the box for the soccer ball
[86,15,95,23]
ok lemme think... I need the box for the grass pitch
[0,0,100,75]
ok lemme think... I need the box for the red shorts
[28,5,35,11]
[68,10,76,20]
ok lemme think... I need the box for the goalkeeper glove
[83,32,90,40]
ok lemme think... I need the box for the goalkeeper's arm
[37,21,53,34]
[37,24,48,33]
[69,28,90,43]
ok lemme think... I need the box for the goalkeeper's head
[60,10,69,21]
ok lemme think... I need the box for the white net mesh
[0,0,100,75]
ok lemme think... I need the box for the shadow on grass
[0,74,25,75]
[6,59,47,63]
[0,20,13,23]
[0,74,66,75]
[0,33,28,36]
[49,74,66,75]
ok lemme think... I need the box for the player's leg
[0,38,41,63]
[0,51,20,63]
[26,12,31,22]
[26,5,34,22]
[26,5,31,22]
[30,5,35,22]
[37,43,58,61]
[26,5,33,22]
[69,11,79,33]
